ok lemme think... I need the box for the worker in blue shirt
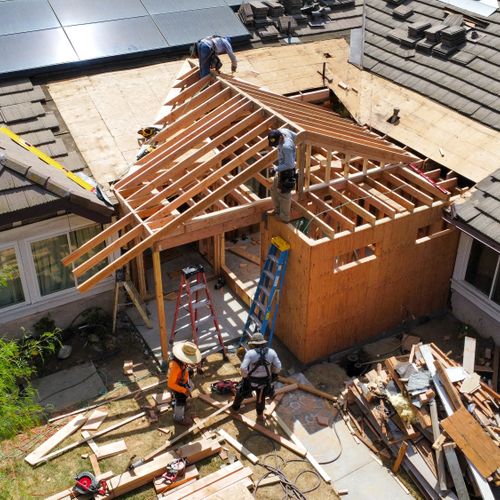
[267,129,297,223]
[190,36,238,78]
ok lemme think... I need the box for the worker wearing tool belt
[168,341,201,426]
[268,128,298,223]
[231,333,282,423]
[190,36,238,78]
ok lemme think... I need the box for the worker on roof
[167,341,201,426]
[268,128,298,223]
[190,36,238,78]
[231,333,282,423]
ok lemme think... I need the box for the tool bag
[278,169,297,193]
[211,379,238,395]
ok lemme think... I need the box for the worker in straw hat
[231,333,282,423]
[168,341,201,426]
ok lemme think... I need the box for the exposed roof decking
[63,65,454,292]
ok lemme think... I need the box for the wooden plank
[327,186,377,225]
[440,406,500,478]
[217,429,259,465]
[391,441,408,473]
[89,453,101,477]
[442,443,471,500]
[435,359,464,411]
[198,394,307,457]
[25,414,87,465]
[383,172,434,206]
[187,470,254,500]
[204,480,254,500]
[32,411,146,465]
[154,465,199,494]
[163,461,244,500]
[365,175,415,211]
[95,440,127,460]
[81,430,100,455]
[278,376,338,402]
[347,180,396,218]
[82,408,109,431]
[429,400,447,492]
[308,192,355,232]
[462,337,476,374]
[399,166,449,201]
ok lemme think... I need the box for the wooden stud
[152,247,169,362]
[391,441,408,473]
[217,429,259,464]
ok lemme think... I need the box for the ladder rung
[196,315,214,326]
[249,314,262,327]
[268,254,278,263]
[190,283,206,293]
[255,299,266,312]
[263,270,274,280]
[191,299,208,310]
[259,286,271,297]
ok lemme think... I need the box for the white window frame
[451,233,500,321]
[0,241,31,312]
[0,215,115,324]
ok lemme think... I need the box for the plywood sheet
[441,407,500,478]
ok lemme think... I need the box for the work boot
[174,415,193,427]
[173,403,192,426]
[256,413,266,424]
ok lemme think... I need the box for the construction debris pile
[238,0,355,41]
[340,341,500,499]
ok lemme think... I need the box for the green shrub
[0,330,61,441]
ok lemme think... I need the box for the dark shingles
[362,0,500,130]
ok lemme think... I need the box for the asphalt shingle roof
[362,0,500,131]
[454,168,500,244]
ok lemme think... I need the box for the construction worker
[168,341,201,426]
[231,333,282,423]
[190,36,237,78]
[268,128,298,223]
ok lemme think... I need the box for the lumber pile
[341,342,500,499]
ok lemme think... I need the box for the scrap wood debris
[339,341,500,499]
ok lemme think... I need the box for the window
[334,243,377,272]
[0,247,25,309]
[465,239,500,305]
[30,224,106,297]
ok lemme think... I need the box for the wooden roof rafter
[64,64,445,292]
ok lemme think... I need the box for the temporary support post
[325,149,332,183]
[305,143,312,189]
[297,142,306,199]
[152,246,168,362]
[213,233,225,275]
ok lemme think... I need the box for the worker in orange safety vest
[167,341,201,426]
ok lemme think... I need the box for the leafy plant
[0,329,61,441]
[0,263,18,288]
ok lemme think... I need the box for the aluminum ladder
[170,264,227,359]
[240,236,290,347]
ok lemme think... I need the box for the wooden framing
[63,63,459,362]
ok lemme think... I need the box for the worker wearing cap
[268,128,297,223]
[190,36,238,78]
[231,333,282,423]
[168,341,201,426]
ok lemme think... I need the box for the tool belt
[278,169,297,194]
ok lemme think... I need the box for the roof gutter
[443,213,500,253]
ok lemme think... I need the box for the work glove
[231,64,237,73]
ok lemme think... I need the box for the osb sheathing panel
[263,207,459,364]
[261,217,312,358]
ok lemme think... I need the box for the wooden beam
[217,429,259,464]
[221,264,252,307]
[365,176,415,212]
[153,247,168,362]
[383,172,434,206]
[213,234,224,275]
[308,192,355,231]
[292,200,335,238]
[429,400,448,492]
[226,245,259,266]
[399,166,449,201]
[164,74,212,107]
[198,393,307,457]
[347,180,396,218]
[326,187,377,226]
[435,359,464,411]
[391,441,408,473]
[62,213,134,267]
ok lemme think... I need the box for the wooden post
[362,157,369,175]
[391,441,408,473]
[152,246,168,362]
[305,143,312,190]
[297,142,306,198]
[325,149,332,183]
[343,154,351,177]
[213,234,224,275]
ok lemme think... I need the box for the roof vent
[387,108,400,124]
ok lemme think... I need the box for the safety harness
[248,347,272,385]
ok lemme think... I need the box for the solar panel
[64,17,168,61]
[0,0,60,37]
[48,0,148,27]
[142,0,227,15]
[0,29,78,75]
[153,6,250,47]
